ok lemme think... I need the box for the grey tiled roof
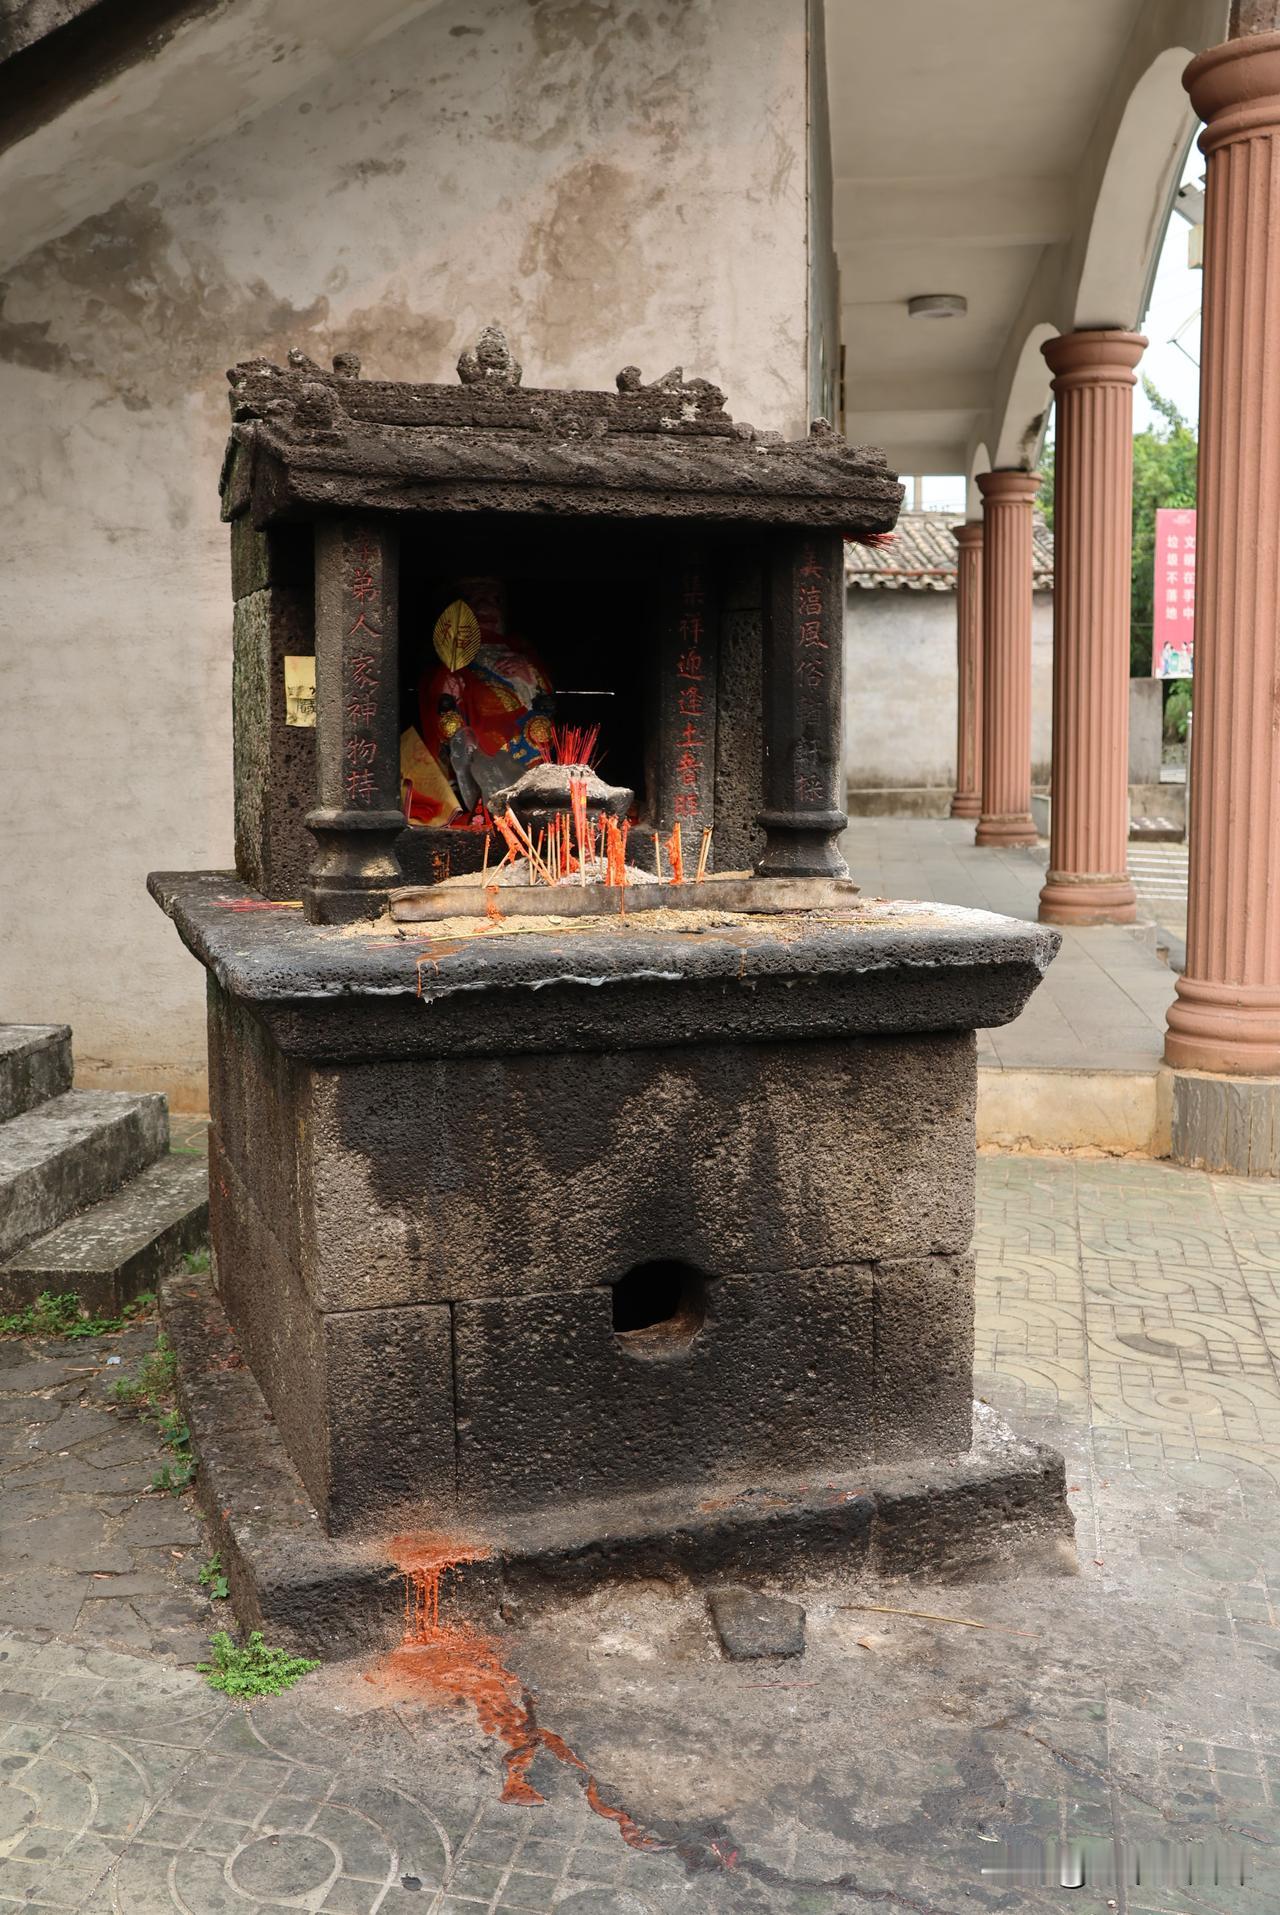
[847,510,1054,591]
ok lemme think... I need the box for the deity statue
[399,577,554,826]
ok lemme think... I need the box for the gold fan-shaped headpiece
[433,599,482,671]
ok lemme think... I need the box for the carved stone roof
[220,329,903,533]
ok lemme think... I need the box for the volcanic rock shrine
[152,330,1069,1629]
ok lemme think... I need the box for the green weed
[198,1553,230,1600]
[0,1289,155,1339]
[182,1249,211,1274]
[108,1334,193,1493]
[149,1406,193,1494]
[107,1336,176,1408]
[151,1460,194,1495]
[198,1631,319,1698]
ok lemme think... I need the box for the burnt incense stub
[152,327,1068,1584]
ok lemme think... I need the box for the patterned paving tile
[976,1154,1280,1491]
[3,1150,1280,1909]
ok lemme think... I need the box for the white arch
[1073,46,1198,330]
[993,324,1058,471]
[965,442,991,522]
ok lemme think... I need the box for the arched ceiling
[827,0,1228,478]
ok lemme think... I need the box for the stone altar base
[150,871,1072,1637]
[163,1269,1075,1658]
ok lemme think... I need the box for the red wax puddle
[367,1533,664,1844]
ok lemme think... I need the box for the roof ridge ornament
[457,324,523,389]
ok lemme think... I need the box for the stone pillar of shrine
[949,521,983,819]
[975,471,1039,848]
[756,529,849,879]
[1163,32,1280,1089]
[1037,330,1145,925]
[303,517,404,925]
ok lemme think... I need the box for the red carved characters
[672,569,709,826]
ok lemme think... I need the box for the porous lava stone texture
[153,872,1057,1535]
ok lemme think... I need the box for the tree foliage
[1037,378,1198,676]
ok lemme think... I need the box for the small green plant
[198,1631,319,1698]
[0,1289,155,1339]
[152,1461,194,1494]
[108,1336,176,1408]
[198,1553,230,1600]
[150,1407,193,1494]
[109,1334,193,1493]
[182,1249,211,1274]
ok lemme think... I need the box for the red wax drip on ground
[369,1534,665,1843]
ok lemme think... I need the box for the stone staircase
[0,1026,208,1315]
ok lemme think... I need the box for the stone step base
[162,1269,1076,1660]
[977,1064,1172,1159]
[1172,1070,1280,1178]
[0,1155,209,1315]
[1129,817,1184,843]
[0,1089,169,1262]
[0,1025,72,1123]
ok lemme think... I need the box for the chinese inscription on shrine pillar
[311,518,399,822]
[661,556,717,836]
[793,542,831,808]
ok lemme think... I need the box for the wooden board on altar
[388,872,860,923]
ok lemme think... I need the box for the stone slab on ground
[0,1090,169,1263]
[2,1156,1280,1909]
[707,1586,806,1660]
[0,1319,216,1665]
[0,1024,72,1122]
[160,1269,1074,1659]
[0,1156,209,1313]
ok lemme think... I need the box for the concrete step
[0,1025,73,1122]
[0,1155,208,1315]
[0,1089,169,1262]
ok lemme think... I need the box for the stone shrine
[151,330,1070,1644]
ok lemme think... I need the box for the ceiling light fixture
[907,293,968,319]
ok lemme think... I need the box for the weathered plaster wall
[0,0,811,1108]
[844,589,1054,795]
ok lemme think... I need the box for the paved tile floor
[4,1153,1280,1913]
[841,819,1184,1075]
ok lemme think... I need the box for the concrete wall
[844,588,1054,796]
[1129,676,1163,784]
[0,0,812,1108]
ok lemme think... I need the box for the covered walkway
[842,817,1185,1154]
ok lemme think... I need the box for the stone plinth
[150,872,1059,1541]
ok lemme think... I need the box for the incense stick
[695,825,712,882]
[668,822,684,885]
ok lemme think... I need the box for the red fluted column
[1166,34,1280,1072]
[975,470,1039,847]
[950,522,983,818]
[1038,331,1145,925]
